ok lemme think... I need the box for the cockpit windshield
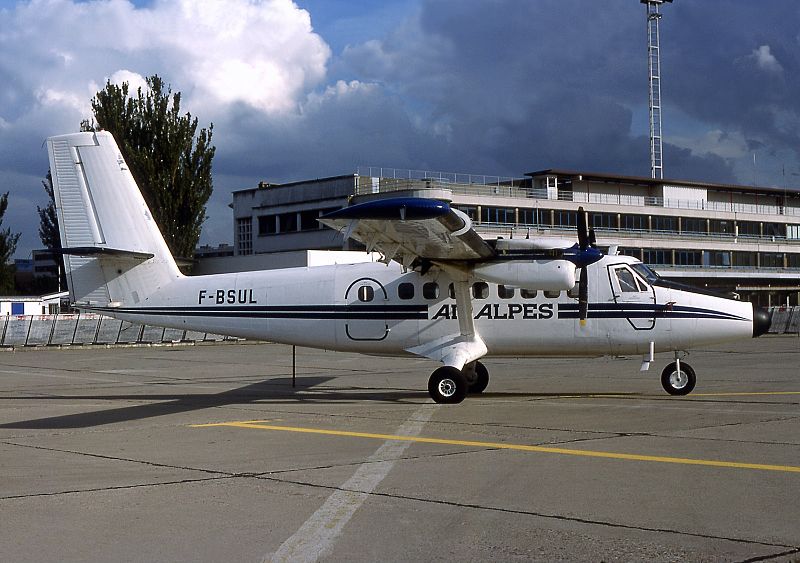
[631,263,659,283]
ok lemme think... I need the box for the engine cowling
[473,260,576,291]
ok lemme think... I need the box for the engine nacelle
[473,260,576,291]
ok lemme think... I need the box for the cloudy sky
[2,0,799,258]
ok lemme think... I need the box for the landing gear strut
[660,361,696,395]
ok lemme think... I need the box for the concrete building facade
[229,167,800,306]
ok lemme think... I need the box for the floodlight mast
[641,0,672,180]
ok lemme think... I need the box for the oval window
[358,285,374,302]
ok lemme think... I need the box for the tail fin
[47,131,182,307]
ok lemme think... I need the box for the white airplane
[46,131,771,403]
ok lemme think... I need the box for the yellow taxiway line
[191,420,800,474]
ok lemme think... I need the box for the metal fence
[767,306,800,334]
[0,313,237,348]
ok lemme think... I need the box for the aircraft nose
[752,306,771,338]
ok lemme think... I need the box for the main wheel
[467,361,489,394]
[428,366,467,404]
[661,362,696,396]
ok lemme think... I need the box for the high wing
[319,197,494,266]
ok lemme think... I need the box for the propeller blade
[588,226,597,248]
[578,266,589,326]
[577,206,590,250]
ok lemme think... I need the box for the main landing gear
[428,361,489,404]
[660,361,696,395]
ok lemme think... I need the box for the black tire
[467,361,489,394]
[661,362,696,396]
[428,366,467,404]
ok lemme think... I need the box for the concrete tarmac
[0,336,798,562]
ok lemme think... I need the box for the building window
[652,216,677,233]
[453,205,477,221]
[737,221,760,237]
[621,214,647,231]
[236,217,252,255]
[732,251,757,267]
[676,250,702,266]
[681,217,705,233]
[703,251,731,267]
[481,207,515,224]
[498,285,515,299]
[258,215,277,235]
[278,212,298,233]
[760,252,783,268]
[787,254,800,268]
[553,210,577,228]
[643,249,671,265]
[619,247,643,260]
[592,213,617,230]
[764,223,786,238]
[398,283,415,300]
[518,207,539,226]
[423,282,439,299]
[299,210,321,231]
[709,220,733,235]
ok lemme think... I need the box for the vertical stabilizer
[47,131,182,307]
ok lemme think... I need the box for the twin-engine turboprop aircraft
[46,131,771,403]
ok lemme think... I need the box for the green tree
[37,171,66,292]
[82,75,215,260]
[0,192,21,294]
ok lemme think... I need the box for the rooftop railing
[354,173,800,219]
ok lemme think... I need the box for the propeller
[575,207,600,326]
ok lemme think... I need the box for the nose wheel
[661,361,696,395]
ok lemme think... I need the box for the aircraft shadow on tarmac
[0,376,420,429]
[0,376,644,430]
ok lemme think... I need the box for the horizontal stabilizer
[60,247,155,260]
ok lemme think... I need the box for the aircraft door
[608,264,656,330]
[343,277,390,341]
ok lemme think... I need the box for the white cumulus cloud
[750,44,783,73]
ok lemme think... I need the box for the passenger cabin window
[473,282,489,299]
[358,286,374,302]
[398,282,414,300]
[498,285,514,299]
[567,284,580,299]
[423,282,439,299]
[448,283,456,299]
[521,289,538,299]
[543,290,561,299]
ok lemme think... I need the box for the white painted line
[268,403,438,563]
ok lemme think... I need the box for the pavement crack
[736,547,800,562]
[0,440,232,476]
[0,476,236,501]
[254,473,798,551]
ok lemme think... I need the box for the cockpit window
[632,263,659,283]
[616,268,639,293]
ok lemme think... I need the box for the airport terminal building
[226,167,800,307]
